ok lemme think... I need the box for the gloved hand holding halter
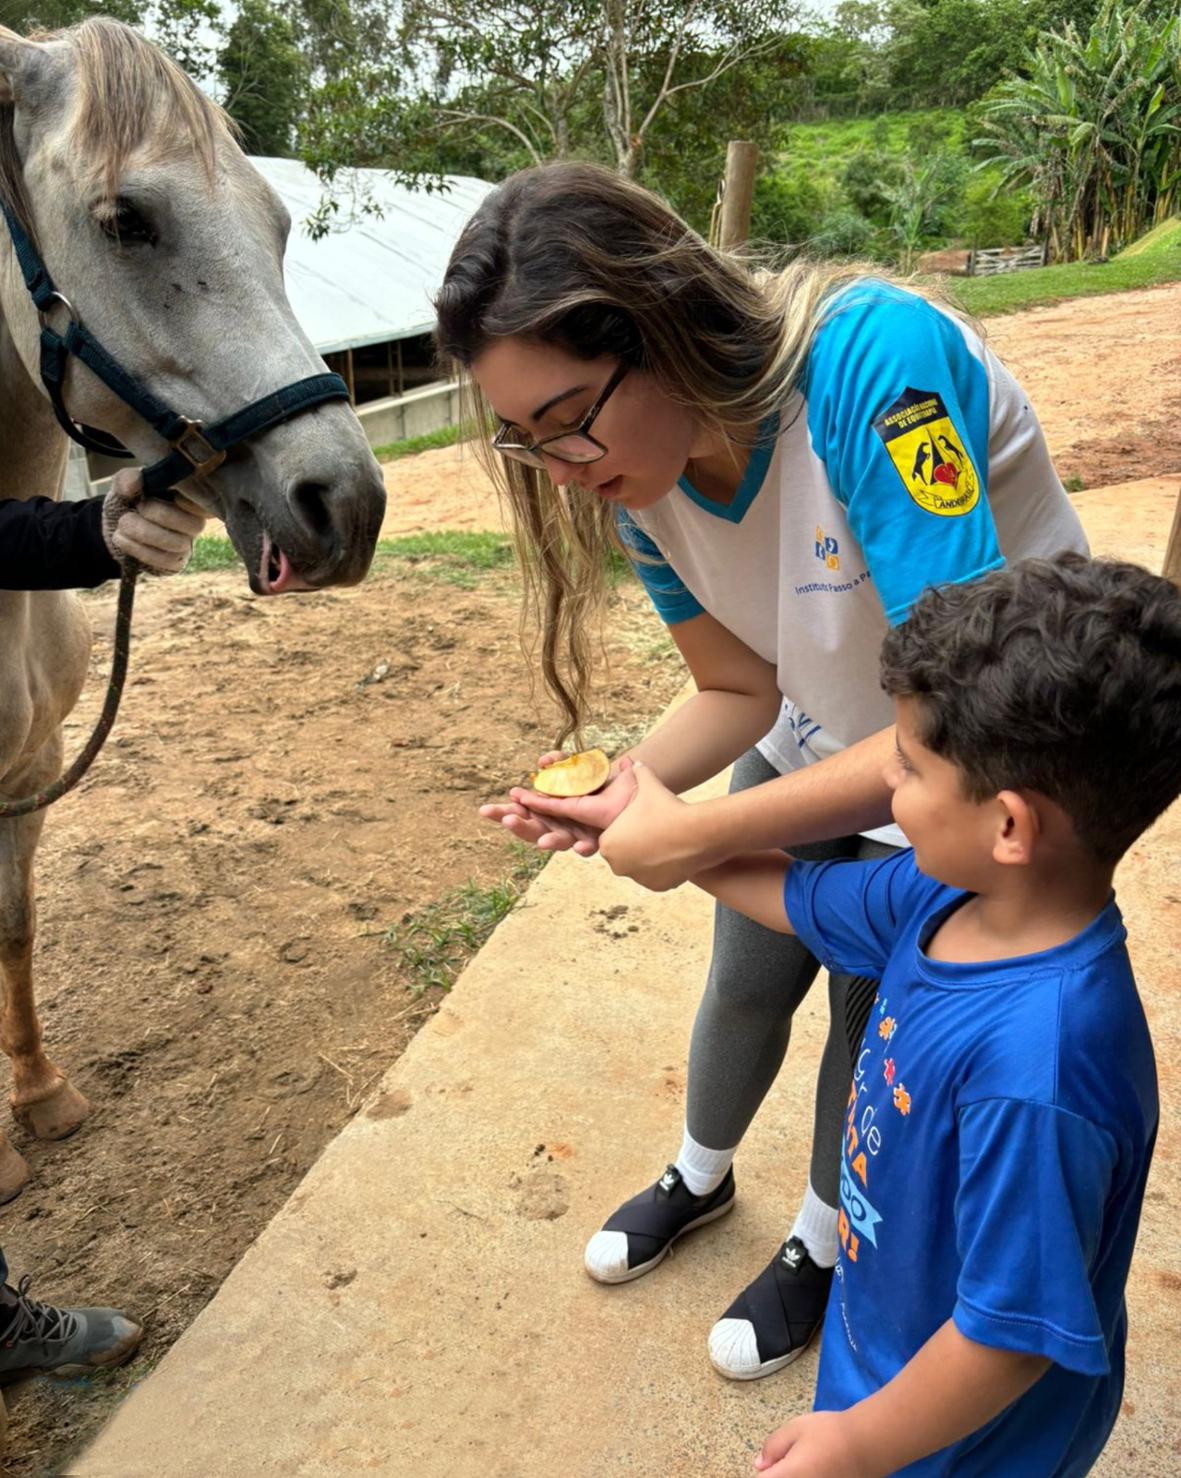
[100,467,207,575]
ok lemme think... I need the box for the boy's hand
[754,1412,869,1477]
[754,1326,1050,1477]
[102,469,207,575]
[597,762,699,892]
[478,754,638,857]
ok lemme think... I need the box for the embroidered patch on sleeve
[872,388,980,517]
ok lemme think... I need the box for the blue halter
[1,198,350,496]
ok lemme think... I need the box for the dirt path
[1,282,1178,1475]
[983,283,1181,488]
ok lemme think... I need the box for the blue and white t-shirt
[785,851,1159,1477]
[619,282,1088,844]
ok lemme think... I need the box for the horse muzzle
[223,456,386,595]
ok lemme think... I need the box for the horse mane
[0,17,238,239]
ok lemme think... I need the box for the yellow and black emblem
[873,388,980,517]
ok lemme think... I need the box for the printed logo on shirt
[873,387,980,517]
[840,1162,884,1249]
[814,526,840,570]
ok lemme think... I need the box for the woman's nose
[541,452,586,488]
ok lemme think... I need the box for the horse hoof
[0,1142,31,1204]
[13,1080,91,1141]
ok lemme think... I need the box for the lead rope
[0,566,138,819]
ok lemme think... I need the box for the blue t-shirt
[785,852,1158,1478]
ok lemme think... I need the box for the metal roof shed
[250,159,495,358]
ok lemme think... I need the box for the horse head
[0,18,385,593]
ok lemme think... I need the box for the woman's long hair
[434,162,921,740]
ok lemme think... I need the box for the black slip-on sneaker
[708,1235,831,1379]
[584,1164,736,1285]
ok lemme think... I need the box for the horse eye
[101,199,157,247]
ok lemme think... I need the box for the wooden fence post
[717,141,758,252]
[1164,481,1181,588]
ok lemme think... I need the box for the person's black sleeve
[0,496,121,590]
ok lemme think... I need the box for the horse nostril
[288,479,335,541]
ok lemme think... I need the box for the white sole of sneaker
[708,1318,823,1381]
[587,1193,737,1285]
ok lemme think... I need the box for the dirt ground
[0,566,684,1473]
[983,284,1181,489]
[1,282,1179,1476]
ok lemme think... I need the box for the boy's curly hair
[879,552,1181,864]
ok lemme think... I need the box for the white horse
[0,18,386,1199]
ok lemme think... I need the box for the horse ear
[0,29,51,108]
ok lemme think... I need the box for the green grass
[372,422,472,461]
[1116,216,1181,258]
[949,217,1181,316]
[380,529,511,568]
[187,536,242,572]
[384,845,548,996]
[374,530,515,588]
[186,530,514,586]
[187,530,634,592]
[780,108,965,172]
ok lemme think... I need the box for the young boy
[621,552,1178,1475]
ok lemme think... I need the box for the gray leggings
[685,748,898,1205]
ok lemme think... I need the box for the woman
[435,162,1086,1381]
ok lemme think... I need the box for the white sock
[674,1128,737,1196]
[789,1181,839,1268]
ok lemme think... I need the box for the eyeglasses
[491,363,628,468]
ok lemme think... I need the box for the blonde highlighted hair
[434,162,942,740]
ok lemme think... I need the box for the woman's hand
[102,468,207,575]
[478,752,635,857]
[499,760,707,891]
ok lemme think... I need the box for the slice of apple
[528,748,611,798]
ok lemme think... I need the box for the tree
[597,0,800,178]
[883,0,1046,110]
[300,0,805,191]
[287,0,395,77]
[795,1,893,116]
[975,0,1181,260]
[628,33,811,229]
[1,1,224,80]
[219,0,308,156]
[790,1,1181,117]
[0,1,145,32]
[882,149,966,267]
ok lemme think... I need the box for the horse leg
[0,806,90,1165]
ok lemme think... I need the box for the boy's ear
[993,790,1039,867]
